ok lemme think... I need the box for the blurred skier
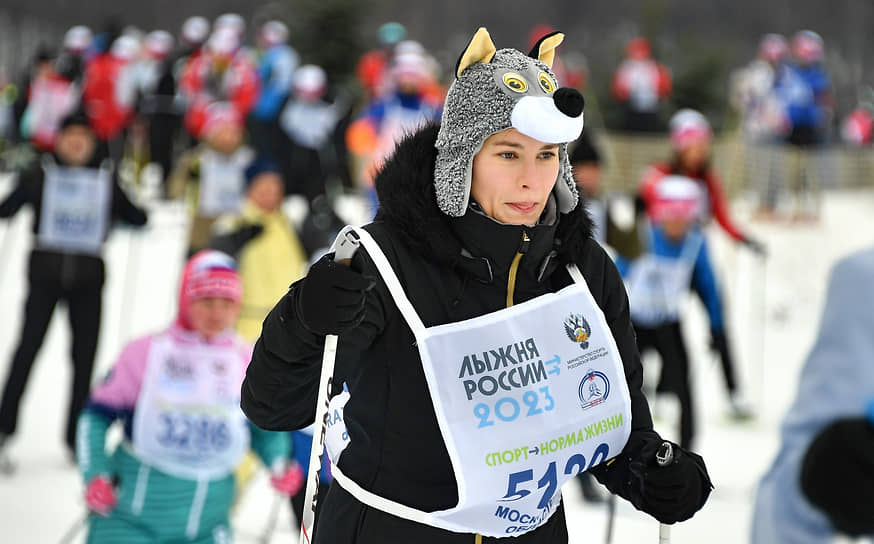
[616,175,712,448]
[279,64,348,204]
[74,250,302,542]
[730,33,792,219]
[774,30,833,221]
[133,30,178,192]
[178,26,259,141]
[0,111,147,465]
[56,25,94,84]
[355,21,407,101]
[611,36,672,133]
[752,246,874,543]
[81,33,140,165]
[18,48,80,153]
[346,49,442,211]
[208,157,308,342]
[640,109,764,419]
[168,102,253,256]
[569,132,642,259]
[249,20,299,159]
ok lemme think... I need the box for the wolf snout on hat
[435,27,585,217]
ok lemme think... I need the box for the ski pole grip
[333,227,361,265]
[656,441,674,467]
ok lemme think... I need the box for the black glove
[209,223,263,256]
[238,223,264,241]
[709,330,736,373]
[295,254,376,336]
[801,417,874,536]
[742,235,767,257]
[628,439,713,524]
[634,193,648,215]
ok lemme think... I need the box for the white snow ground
[0,170,872,543]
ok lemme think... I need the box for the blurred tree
[285,0,369,90]
[671,48,728,129]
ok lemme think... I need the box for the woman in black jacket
[242,28,711,543]
[0,110,147,461]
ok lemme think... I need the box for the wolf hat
[435,27,585,217]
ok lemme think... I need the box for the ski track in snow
[0,171,872,543]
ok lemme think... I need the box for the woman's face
[188,297,239,338]
[678,140,710,171]
[56,125,96,166]
[470,129,560,226]
[248,172,284,212]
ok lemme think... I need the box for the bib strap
[332,226,427,337]
[565,263,586,285]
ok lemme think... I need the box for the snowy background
[0,169,872,543]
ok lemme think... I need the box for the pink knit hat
[176,250,242,330]
[669,109,711,151]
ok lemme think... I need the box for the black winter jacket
[242,125,695,541]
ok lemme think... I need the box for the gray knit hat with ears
[434,27,585,217]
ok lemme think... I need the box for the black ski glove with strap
[294,254,376,336]
[627,439,714,524]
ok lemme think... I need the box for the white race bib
[133,333,251,480]
[625,228,703,327]
[329,227,632,538]
[198,149,250,217]
[38,158,111,255]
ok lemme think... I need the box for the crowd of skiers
[0,14,869,543]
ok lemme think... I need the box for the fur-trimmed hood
[373,123,594,279]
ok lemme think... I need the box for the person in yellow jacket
[209,156,309,342]
[208,156,309,501]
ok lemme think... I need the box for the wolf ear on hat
[527,31,564,68]
[455,27,497,78]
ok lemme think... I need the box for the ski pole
[604,494,616,544]
[656,442,674,544]
[260,492,283,544]
[299,227,360,544]
[117,226,143,346]
[56,511,89,544]
[0,209,21,294]
[754,253,767,412]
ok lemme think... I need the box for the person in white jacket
[752,246,874,542]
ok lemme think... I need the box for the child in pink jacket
[76,250,303,543]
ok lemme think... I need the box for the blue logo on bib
[579,369,609,410]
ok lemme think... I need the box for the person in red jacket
[354,21,407,101]
[178,26,259,139]
[19,50,79,152]
[641,109,765,250]
[611,37,672,133]
[81,34,139,164]
[639,108,764,420]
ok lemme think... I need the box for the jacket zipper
[474,231,530,543]
[506,230,530,308]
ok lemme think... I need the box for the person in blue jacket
[615,175,724,449]
[249,20,299,160]
[775,30,833,220]
[752,246,874,543]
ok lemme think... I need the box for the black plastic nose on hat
[553,87,584,118]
